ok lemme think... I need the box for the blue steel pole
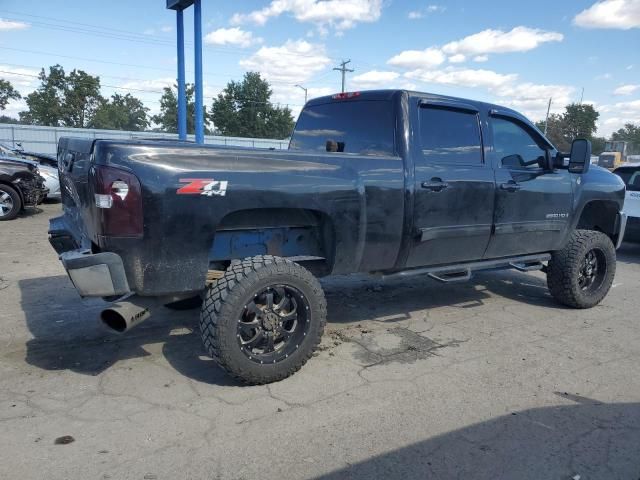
[176,8,187,141]
[193,0,204,144]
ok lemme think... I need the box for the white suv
[614,163,640,242]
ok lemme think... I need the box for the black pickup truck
[49,90,627,384]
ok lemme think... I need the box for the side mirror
[568,138,591,174]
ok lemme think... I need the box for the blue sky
[0,0,639,136]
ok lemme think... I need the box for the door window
[419,107,482,165]
[491,117,546,170]
[615,168,640,191]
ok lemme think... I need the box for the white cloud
[351,70,399,88]
[473,55,489,62]
[405,67,517,89]
[448,54,466,63]
[493,82,575,120]
[160,25,173,33]
[205,27,261,48]
[613,84,640,95]
[0,65,39,89]
[239,39,331,85]
[442,26,563,56]
[408,4,445,19]
[0,18,29,31]
[231,0,383,32]
[118,77,175,93]
[388,47,446,69]
[574,0,640,29]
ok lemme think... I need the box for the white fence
[0,123,289,155]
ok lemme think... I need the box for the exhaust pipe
[100,296,155,333]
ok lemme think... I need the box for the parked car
[48,89,626,384]
[0,155,48,220]
[614,163,640,241]
[0,143,60,200]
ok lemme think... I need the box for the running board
[383,253,551,282]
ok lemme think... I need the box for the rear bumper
[59,250,131,298]
[49,215,130,298]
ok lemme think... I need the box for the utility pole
[579,87,584,105]
[544,97,552,136]
[333,59,354,93]
[296,84,308,103]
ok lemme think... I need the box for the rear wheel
[547,229,616,309]
[199,255,326,384]
[0,184,21,221]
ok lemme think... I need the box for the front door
[484,114,573,258]
[406,101,495,268]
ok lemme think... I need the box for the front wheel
[0,184,21,221]
[547,230,616,309]
[199,255,326,384]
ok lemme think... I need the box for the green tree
[0,79,21,111]
[562,103,599,145]
[611,123,640,155]
[536,113,569,151]
[536,103,600,152]
[152,83,206,134]
[62,69,102,128]
[20,65,67,126]
[19,65,102,127]
[91,93,150,131]
[0,115,22,124]
[591,136,606,155]
[210,72,294,139]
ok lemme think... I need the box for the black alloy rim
[578,248,607,292]
[237,285,311,364]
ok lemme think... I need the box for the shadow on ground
[313,397,640,480]
[19,269,564,384]
[617,241,640,265]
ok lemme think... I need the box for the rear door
[484,113,573,258]
[406,100,495,268]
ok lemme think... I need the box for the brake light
[332,91,360,100]
[92,165,143,237]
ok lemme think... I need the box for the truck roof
[306,89,524,119]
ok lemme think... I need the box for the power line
[0,46,332,89]
[0,10,340,62]
[0,70,305,107]
[333,60,354,93]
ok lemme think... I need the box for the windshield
[289,100,396,156]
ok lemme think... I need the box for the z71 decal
[177,178,228,197]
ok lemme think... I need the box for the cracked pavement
[1,203,639,479]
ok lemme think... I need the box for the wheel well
[211,208,335,276]
[576,201,619,241]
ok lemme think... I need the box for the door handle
[500,181,521,192]
[421,179,449,192]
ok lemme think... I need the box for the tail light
[92,165,143,237]
[332,91,360,100]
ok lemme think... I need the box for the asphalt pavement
[1,203,639,479]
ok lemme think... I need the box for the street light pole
[295,84,308,104]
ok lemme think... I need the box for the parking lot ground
[1,203,640,480]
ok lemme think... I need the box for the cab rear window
[615,168,640,192]
[289,101,396,156]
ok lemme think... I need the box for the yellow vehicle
[598,141,628,170]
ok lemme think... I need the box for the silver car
[0,143,60,200]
